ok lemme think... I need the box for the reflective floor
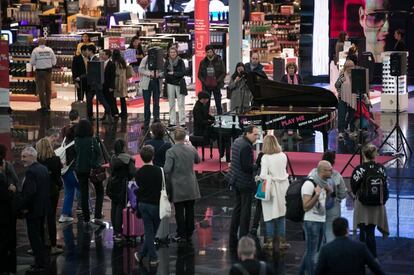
[3,100,414,274]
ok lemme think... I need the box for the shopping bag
[159,167,172,219]
[128,181,138,210]
[255,177,271,201]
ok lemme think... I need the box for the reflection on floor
[5,106,414,274]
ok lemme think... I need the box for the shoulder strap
[233,263,250,275]
[160,167,166,191]
[259,261,266,275]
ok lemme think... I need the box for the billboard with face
[330,0,413,64]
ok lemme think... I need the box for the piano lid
[246,72,338,108]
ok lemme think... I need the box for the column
[229,0,243,71]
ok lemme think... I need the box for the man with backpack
[351,144,389,260]
[299,160,332,275]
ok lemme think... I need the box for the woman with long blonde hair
[259,134,290,250]
[35,137,63,255]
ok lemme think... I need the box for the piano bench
[189,135,213,161]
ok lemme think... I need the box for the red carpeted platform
[133,148,229,173]
[133,149,395,178]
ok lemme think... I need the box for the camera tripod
[378,76,412,158]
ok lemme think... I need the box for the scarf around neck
[287,74,299,85]
[309,169,329,189]
[168,56,180,71]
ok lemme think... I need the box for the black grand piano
[238,72,338,149]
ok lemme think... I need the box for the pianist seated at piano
[280,62,303,85]
[227,62,252,113]
[193,91,215,140]
[280,62,303,141]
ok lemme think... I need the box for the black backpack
[358,163,388,206]
[285,177,316,222]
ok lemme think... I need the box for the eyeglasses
[364,11,389,28]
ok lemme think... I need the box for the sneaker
[59,215,74,223]
[50,246,64,255]
[92,218,105,226]
[113,235,123,242]
[338,132,344,140]
[220,156,226,162]
[134,252,144,265]
[149,259,159,266]
[172,235,185,243]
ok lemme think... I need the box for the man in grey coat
[164,128,201,243]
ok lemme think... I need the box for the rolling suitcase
[122,206,144,242]
[122,180,144,242]
[71,79,87,118]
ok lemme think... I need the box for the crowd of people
[0,117,391,274]
[5,30,395,275]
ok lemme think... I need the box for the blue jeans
[143,79,160,127]
[324,202,341,243]
[299,221,325,275]
[265,216,286,238]
[338,99,348,133]
[139,202,160,260]
[61,168,80,216]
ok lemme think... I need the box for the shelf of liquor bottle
[251,46,279,51]
[11,57,31,62]
[10,91,57,102]
[10,76,35,81]
[277,40,299,45]
[272,24,300,29]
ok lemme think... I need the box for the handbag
[54,137,75,175]
[89,138,106,183]
[179,78,188,95]
[255,176,271,201]
[90,166,106,183]
[159,167,172,219]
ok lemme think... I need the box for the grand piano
[238,72,338,150]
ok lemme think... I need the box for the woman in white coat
[260,135,290,250]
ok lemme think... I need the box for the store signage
[194,0,210,93]
[123,48,137,64]
[0,40,10,109]
[104,37,126,50]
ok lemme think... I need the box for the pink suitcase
[122,206,144,241]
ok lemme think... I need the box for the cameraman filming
[227,62,252,114]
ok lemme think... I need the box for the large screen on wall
[330,0,414,64]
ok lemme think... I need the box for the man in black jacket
[16,147,50,273]
[227,125,259,255]
[84,45,113,123]
[244,52,267,79]
[197,44,225,115]
[192,91,214,139]
[72,44,88,101]
[315,217,385,275]
[100,49,117,120]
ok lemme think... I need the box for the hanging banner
[0,40,10,110]
[194,0,210,93]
